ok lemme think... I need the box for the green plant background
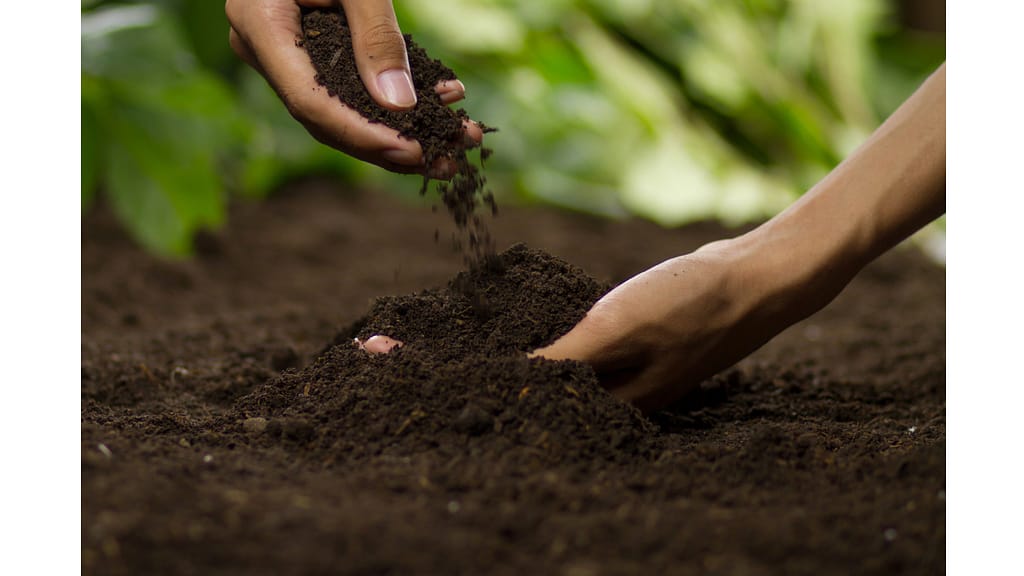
[81,0,944,256]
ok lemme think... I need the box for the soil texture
[302,8,496,260]
[83,180,946,575]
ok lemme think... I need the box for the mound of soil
[82,182,946,575]
[349,244,610,358]
[235,245,653,469]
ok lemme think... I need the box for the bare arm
[533,64,946,413]
[750,63,946,317]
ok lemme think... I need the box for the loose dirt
[82,181,945,575]
[301,8,496,261]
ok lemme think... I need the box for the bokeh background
[81,0,945,256]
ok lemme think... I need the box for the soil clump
[301,8,496,261]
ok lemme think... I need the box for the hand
[530,240,797,413]
[225,0,484,177]
[533,64,946,414]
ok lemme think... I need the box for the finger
[436,79,466,105]
[427,157,457,181]
[340,0,416,111]
[422,120,486,180]
[532,314,661,410]
[228,27,262,73]
[529,318,603,363]
[228,1,424,170]
[302,2,465,110]
[529,299,635,370]
[354,335,404,354]
[462,119,484,148]
[364,335,404,354]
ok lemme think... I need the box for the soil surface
[82,180,945,575]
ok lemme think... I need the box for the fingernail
[382,149,420,166]
[436,79,466,95]
[377,69,417,109]
[460,121,483,148]
[436,79,466,104]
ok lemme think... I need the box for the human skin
[225,0,484,178]
[531,64,946,413]
[355,335,404,354]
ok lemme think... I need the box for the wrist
[723,209,868,326]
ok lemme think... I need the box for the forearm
[534,65,945,412]
[734,64,946,320]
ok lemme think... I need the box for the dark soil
[82,181,946,575]
[301,8,496,260]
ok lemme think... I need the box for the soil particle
[241,417,268,435]
[453,404,494,436]
[301,8,497,262]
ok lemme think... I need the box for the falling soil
[301,8,496,261]
[82,181,946,575]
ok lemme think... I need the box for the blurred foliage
[81,0,944,255]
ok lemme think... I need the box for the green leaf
[82,99,102,212]
[106,70,248,156]
[179,0,241,74]
[105,136,192,256]
[530,36,593,85]
[234,68,362,196]
[82,4,197,85]
[103,101,225,256]
[82,4,247,252]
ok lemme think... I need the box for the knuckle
[227,29,245,56]
[224,0,247,25]
[308,119,346,151]
[291,102,354,150]
[256,1,284,25]
[228,0,293,27]
[278,86,314,124]
[357,18,407,64]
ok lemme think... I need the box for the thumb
[530,314,609,363]
[340,0,417,110]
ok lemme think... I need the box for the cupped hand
[225,0,484,177]
[530,240,801,414]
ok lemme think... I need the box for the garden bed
[82,179,945,575]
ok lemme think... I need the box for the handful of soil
[300,8,496,262]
